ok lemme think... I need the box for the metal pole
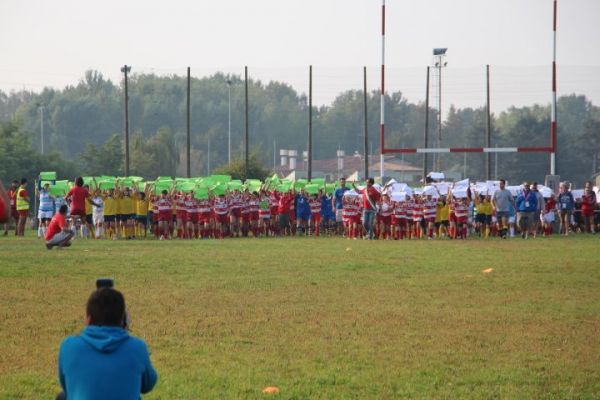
[379,0,385,180]
[437,60,442,171]
[244,66,249,178]
[363,66,369,180]
[40,105,44,155]
[308,65,313,181]
[550,0,558,175]
[207,136,211,175]
[227,80,232,165]
[486,64,492,180]
[121,65,130,176]
[186,67,191,178]
[494,144,498,180]
[423,66,430,182]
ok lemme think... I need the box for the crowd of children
[20,176,599,241]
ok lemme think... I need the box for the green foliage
[212,154,270,181]
[1,71,599,183]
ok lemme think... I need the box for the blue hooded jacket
[59,325,158,400]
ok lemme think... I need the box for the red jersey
[8,189,17,209]
[309,197,321,214]
[358,187,381,211]
[378,200,393,217]
[45,213,66,240]
[156,196,172,213]
[393,201,406,219]
[423,200,437,220]
[545,198,557,213]
[412,201,423,221]
[581,192,597,212]
[67,186,89,213]
[269,192,279,214]
[453,201,469,219]
[197,199,211,214]
[277,193,293,214]
[213,197,229,215]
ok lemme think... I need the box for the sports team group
[2,175,599,249]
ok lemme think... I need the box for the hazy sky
[1,0,599,110]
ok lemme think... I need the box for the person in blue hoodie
[515,182,538,239]
[57,287,158,400]
[295,189,311,235]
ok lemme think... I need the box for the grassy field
[0,234,599,399]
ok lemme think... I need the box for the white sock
[509,227,515,237]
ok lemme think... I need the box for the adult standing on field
[492,179,515,239]
[15,178,30,236]
[65,177,97,226]
[557,182,574,236]
[353,178,380,240]
[333,177,349,235]
[515,182,537,239]
[581,181,597,234]
[3,180,18,235]
[531,182,545,238]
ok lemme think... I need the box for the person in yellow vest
[435,195,450,238]
[15,178,30,236]
[134,184,151,238]
[474,192,493,238]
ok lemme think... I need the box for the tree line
[1,70,599,185]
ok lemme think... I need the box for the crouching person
[45,205,74,250]
[57,287,158,400]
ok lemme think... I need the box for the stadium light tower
[432,48,447,171]
[226,79,232,165]
[121,64,132,176]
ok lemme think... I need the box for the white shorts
[508,216,516,224]
[543,212,555,223]
[336,209,344,222]
[38,210,54,220]
[93,213,104,225]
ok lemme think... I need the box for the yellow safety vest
[16,187,29,211]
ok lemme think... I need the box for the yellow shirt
[120,195,135,215]
[104,196,116,216]
[136,199,149,216]
[436,203,450,221]
[476,201,493,216]
[85,198,93,215]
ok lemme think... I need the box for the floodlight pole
[38,105,45,155]
[550,0,558,175]
[227,79,232,165]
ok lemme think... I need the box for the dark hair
[75,177,84,187]
[367,178,375,185]
[59,204,68,215]
[20,178,27,185]
[12,180,19,184]
[161,189,168,195]
[499,179,506,184]
[139,192,146,200]
[86,288,126,327]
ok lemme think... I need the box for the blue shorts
[496,211,509,220]
[105,215,116,222]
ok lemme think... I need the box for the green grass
[1,234,599,399]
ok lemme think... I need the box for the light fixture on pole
[37,104,45,154]
[432,48,447,171]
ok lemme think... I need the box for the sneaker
[46,244,53,250]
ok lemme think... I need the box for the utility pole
[244,66,249,178]
[486,64,492,180]
[186,67,191,178]
[39,105,45,154]
[308,65,313,181]
[423,66,430,181]
[363,66,369,180]
[121,65,131,176]
[227,79,232,165]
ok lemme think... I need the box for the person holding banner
[353,178,380,240]
[36,182,55,238]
